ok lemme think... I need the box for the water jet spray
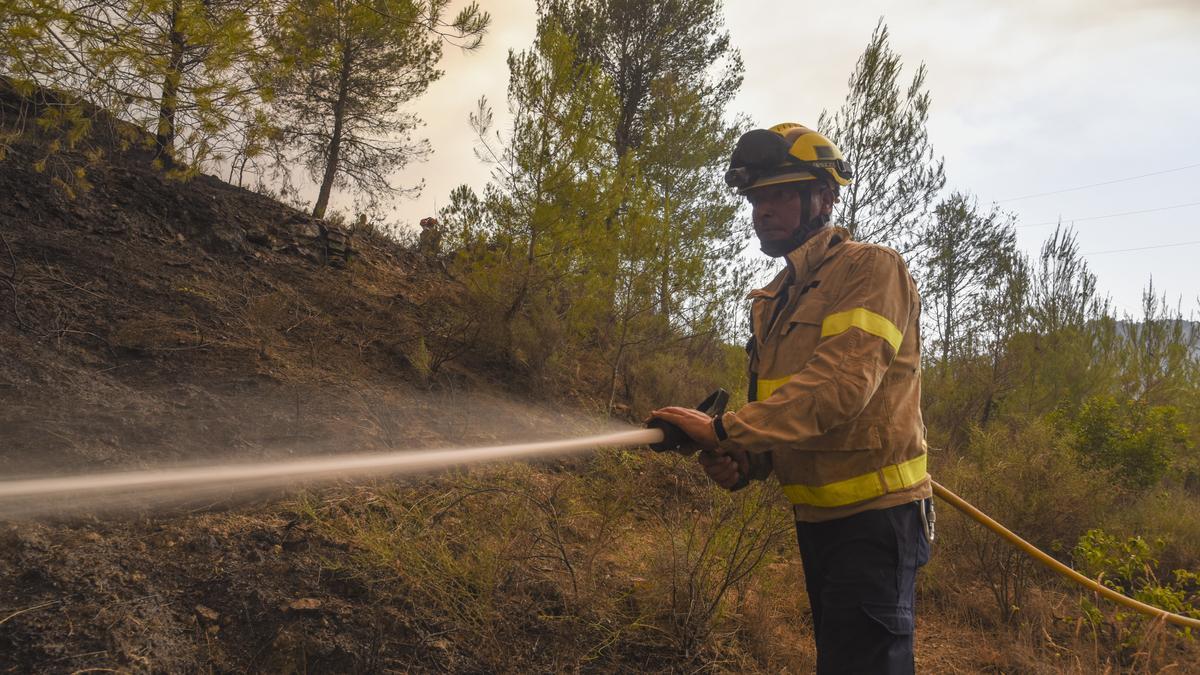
[0,429,667,518]
[0,390,730,519]
[3,393,1197,630]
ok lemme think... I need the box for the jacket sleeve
[720,247,914,454]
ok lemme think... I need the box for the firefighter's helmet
[724,123,853,194]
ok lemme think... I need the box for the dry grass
[288,451,797,671]
[925,416,1200,674]
[256,412,1200,674]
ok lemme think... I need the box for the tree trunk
[503,229,536,323]
[606,339,625,414]
[979,390,994,428]
[941,289,954,366]
[155,0,186,166]
[658,189,672,319]
[313,42,353,219]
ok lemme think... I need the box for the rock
[195,604,220,623]
[250,529,280,546]
[319,223,353,267]
[281,537,309,552]
[282,597,322,613]
[273,214,354,266]
[296,221,321,239]
[246,230,272,247]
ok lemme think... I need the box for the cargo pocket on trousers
[860,602,914,636]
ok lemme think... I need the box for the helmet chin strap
[759,193,830,258]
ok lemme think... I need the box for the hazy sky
[358,0,1200,317]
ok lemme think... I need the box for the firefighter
[651,123,933,674]
[418,217,442,256]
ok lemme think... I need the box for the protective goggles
[723,129,851,191]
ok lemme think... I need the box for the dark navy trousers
[795,500,931,674]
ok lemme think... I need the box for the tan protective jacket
[718,226,931,522]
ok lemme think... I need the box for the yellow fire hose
[652,397,1199,631]
[932,480,1200,630]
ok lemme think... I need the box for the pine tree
[1003,225,1114,414]
[920,194,1028,440]
[544,0,747,320]
[1115,281,1200,406]
[71,0,259,170]
[2,0,264,178]
[1,0,72,94]
[1,0,96,195]
[444,25,617,350]
[972,243,1030,427]
[922,192,1018,364]
[265,0,488,218]
[544,0,741,162]
[444,2,751,408]
[819,19,945,253]
[1030,224,1105,335]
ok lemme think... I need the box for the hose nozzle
[646,389,729,455]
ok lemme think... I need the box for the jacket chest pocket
[779,294,828,342]
[760,295,828,375]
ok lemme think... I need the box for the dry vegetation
[2,91,1199,673]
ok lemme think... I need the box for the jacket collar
[748,226,850,300]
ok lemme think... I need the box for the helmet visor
[726,128,822,193]
[725,165,821,193]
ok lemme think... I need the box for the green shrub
[1070,396,1190,491]
[1073,528,1200,658]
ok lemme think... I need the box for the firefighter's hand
[649,407,719,451]
[698,449,750,490]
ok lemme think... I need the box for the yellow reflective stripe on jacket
[821,308,903,352]
[755,307,903,400]
[756,374,792,401]
[781,454,927,507]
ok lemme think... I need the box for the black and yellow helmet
[724,123,853,194]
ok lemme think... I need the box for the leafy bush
[1073,528,1200,660]
[1070,396,1191,491]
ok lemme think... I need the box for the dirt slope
[0,121,700,670]
[0,90,601,671]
